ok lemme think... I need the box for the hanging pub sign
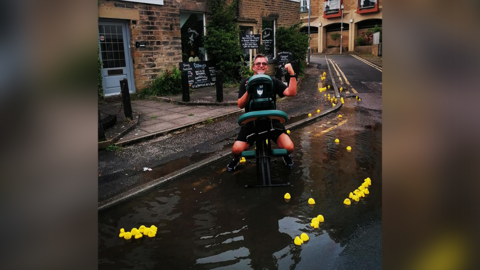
[241,34,261,49]
[179,61,217,89]
[262,28,274,60]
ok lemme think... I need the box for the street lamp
[307,0,311,64]
[340,4,344,54]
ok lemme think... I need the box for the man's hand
[285,63,294,76]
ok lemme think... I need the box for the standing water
[99,104,382,270]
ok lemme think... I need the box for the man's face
[253,57,268,75]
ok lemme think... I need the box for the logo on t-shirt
[256,85,263,97]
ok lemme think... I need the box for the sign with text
[277,51,293,75]
[179,61,217,89]
[241,34,261,49]
[262,28,274,60]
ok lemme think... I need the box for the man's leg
[227,126,252,172]
[276,133,295,168]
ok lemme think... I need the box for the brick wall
[239,0,300,32]
[99,0,207,91]
[326,30,348,48]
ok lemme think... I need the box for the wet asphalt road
[99,54,383,269]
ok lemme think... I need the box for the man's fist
[285,63,294,76]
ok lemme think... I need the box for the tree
[276,23,309,75]
[330,33,341,45]
[204,0,243,82]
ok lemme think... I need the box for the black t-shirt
[238,76,287,100]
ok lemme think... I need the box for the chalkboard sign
[277,51,293,76]
[262,28,274,60]
[179,61,217,89]
[241,34,260,49]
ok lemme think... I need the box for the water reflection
[99,105,382,269]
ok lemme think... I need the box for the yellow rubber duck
[287,130,291,134]
[317,215,324,222]
[365,177,372,185]
[359,98,361,101]
[353,195,359,202]
[349,192,354,199]
[359,186,365,191]
[139,225,146,233]
[338,115,342,119]
[301,233,309,242]
[359,191,365,198]
[284,193,291,200]
[335,139,339,144]
[131,228,138,235]
[148,230,156,238]
[354,189,361,195]
[143,228,150,236]
[239,157,246,164]
[124,232,132,240]
[341,97,344,104]
[344,198,351,205]
[346,146,352,151]
[364,188,370,194]
[150,225,157,231]
[324,94,327,97]
[135,233,143,239]
[362,182,369,188]
[308,113,312,117]
[119,229,125,238]
[308,198,315,205]
[294,236,303,246]
[311,218,319,228]
[340,87,343,92]
[317,109,320,113]
[266,139,268,145]
[332,104,335,107]
[328,85,331,89]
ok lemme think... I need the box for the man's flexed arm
[283,63,297,97]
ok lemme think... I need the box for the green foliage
[141,66,182,97]
[355,36,366,46]
[98,46,104,99]
[330,33,341,41]
[238,56,254,79]
[371,24,382,42]
[205,118,213,124]
[275,23,309,75]
[106,145,123,152]
[204,0,243,82]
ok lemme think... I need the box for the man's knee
[232,141,248,156]
[278,134,294,153]
[284,141,294,153]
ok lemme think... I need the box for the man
[227,54,297,172]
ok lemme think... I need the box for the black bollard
[98,110,106,141]
[119,78,133,120]
[215,70,223,103]
[181,70,190,102]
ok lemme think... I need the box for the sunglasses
[254,62,268,67]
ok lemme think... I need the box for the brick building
[299,0,382,53]
[98,0,300,96]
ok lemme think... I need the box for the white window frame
[120,0,164,5]
[300,0,309,12]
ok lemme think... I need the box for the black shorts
[236,120,288,145]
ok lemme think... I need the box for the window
[324,0,341,15]
[359,0,376,9]
[120,0,164,5]
[180,12,205,62]
[300,0,309,12]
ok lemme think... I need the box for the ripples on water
[99,107,382,270]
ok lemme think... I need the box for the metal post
[340,4,344,54]
[308,0,311,63]
[181,71,190,102]
[119,78,133,120]
[216,70,223,102]
[98,110,106,141]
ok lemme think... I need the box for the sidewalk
[99,87,244,146]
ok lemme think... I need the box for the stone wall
[238,0,300,32]
[99,0,208,91]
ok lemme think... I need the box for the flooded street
[99,100,382,269]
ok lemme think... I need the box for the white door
[98,20,135,96]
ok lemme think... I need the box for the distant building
[299,0,382,54]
